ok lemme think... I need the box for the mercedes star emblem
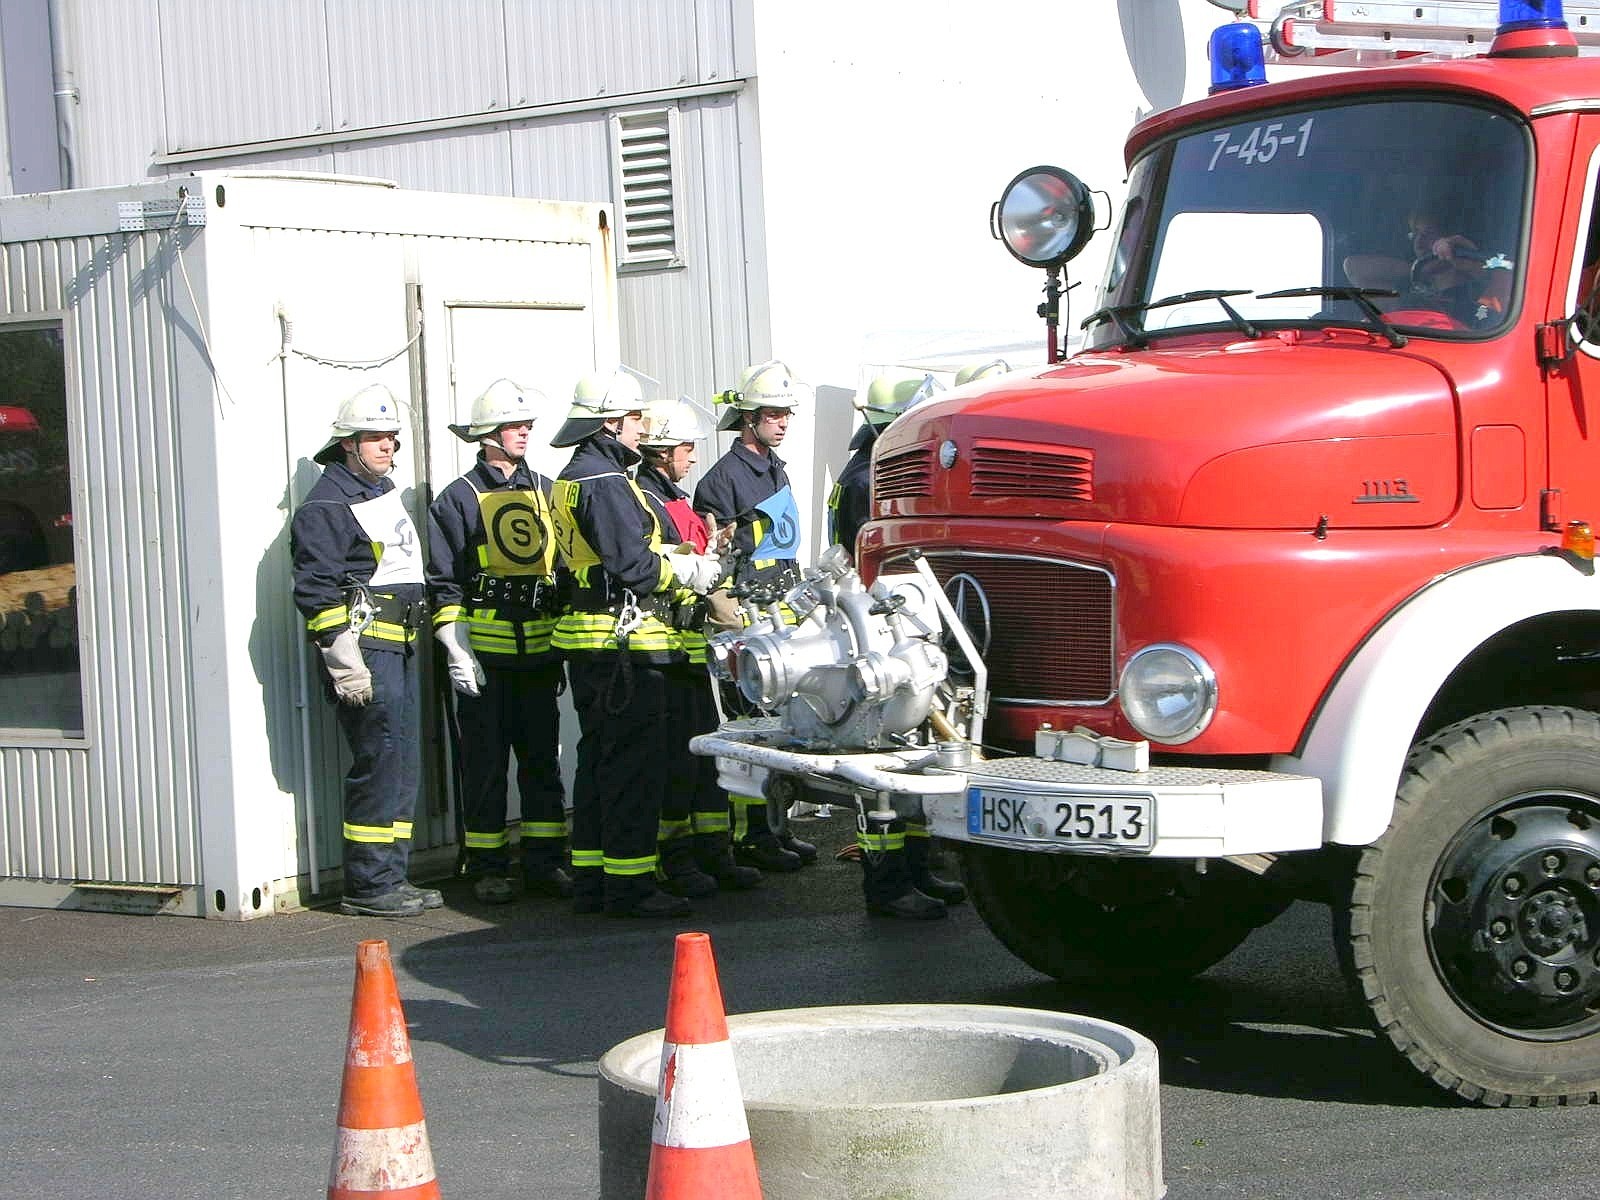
[941,571,993,676]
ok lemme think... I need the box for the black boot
[523,845,576,899]
[605,879,692,918]
[777,831,818,866]
[905,831,966,905]
[658,837,719,898]
[733,794,803,872]
[692,831,763,890]
[571,865,604,915]
[735,835,803,872]
[859,816,947,921]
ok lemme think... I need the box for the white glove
[320,628,374,706]
[667,551,722,595]
[434,620,486,697]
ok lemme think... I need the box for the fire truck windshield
[1088,96,1530,349]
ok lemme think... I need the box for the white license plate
[966,786,1155,851]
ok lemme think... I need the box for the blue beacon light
[1499,0,1566,30]
[1208,21,1268,95]
[1491,0,1578,55]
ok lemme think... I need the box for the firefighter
[827,369,945,562]
[636,396,764,896]
[290,383,438,918]
[829,368,981,919]
[550,370,723,918]
[692,359,816,872]
[428,378,572,905]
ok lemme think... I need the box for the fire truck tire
[1346,705,1600,1106]
[960,844,1290,982]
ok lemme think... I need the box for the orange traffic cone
[327,939,442,1200]
[645,932,763,1199]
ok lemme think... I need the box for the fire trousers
[661,663,734,848]
[454,660,567,874]
[334,645,419,898]
[567,653,669,907]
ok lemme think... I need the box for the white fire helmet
[640,396,710,449]
[955,358,1012,387]
[857,371,944,429]
[550,369,646,448]
[448,378,544,442]
[715,359,803,431]
[313,383,405,464]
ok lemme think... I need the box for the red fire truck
[698,2,1600,1105]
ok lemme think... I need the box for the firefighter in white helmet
[692,359,815,872]
[290,383,439,918]
[636,397,764,897]
[549,370,722,917]
[427,379,572,905]
[830,369,968,919]
[827,370,945,563]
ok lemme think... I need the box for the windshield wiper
[1256,286,1407,348]
[1082,288,1261,348]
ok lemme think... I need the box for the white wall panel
[508,111,611,203]
[61,1,167,188]
[334,128,512,197]
[327,0,508,131]
[506,0,700,105]
[158,0,330,152]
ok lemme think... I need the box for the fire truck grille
[919,553,1115,704]
[970,440,1094,501]
[873,446,933,500]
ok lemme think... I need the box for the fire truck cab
[697,1,1600,1106]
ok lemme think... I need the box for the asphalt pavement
[3,811,1599,1198]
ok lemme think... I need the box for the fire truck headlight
[1118,643,1217,745]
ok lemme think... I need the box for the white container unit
[0,172,619,918]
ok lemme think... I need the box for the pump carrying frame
[1246,1,1600,63]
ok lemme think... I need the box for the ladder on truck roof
[1244,1,1600,64]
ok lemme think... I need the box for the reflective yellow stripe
[658,818,692,841]
[393,821,413,840]
[729,793,763,841]
[553,612,681,653]
[362,619,417,644]
[604,854,657,876]
[433,604,467,626]
[571,848,604,870]
[344,822,395,844]
[519,821,566,839]
[465,830,510,850]
[904,825,931,839]
[692,811,730,834]
[467,612,556,656]
[856,831,904,852]
[308,605,349,633]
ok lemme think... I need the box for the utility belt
[569,584,707,631]
[468,572,561,617]
[737,558,801,590]
[346,586,427,639]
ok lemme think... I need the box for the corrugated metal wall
[36,0,755,403]
[0,230,199,887]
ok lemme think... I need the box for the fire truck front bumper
[692,722,1325,858]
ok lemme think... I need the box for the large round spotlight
[993,166,1096,268]
[1119,643,1218,744]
